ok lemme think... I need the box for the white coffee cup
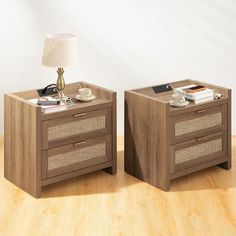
[170,93,186,106]
[78,88,92,99]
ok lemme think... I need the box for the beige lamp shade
[42,34,78,68]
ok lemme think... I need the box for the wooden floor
[0,136,236,236]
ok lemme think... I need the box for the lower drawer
[170,131,227,174]
[42,135,112,179]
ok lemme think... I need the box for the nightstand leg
[164,184,170,191]
[104,165,117,175]
[158,180,170,192]
[31,186,42,198]
[36,188,42,198]
[218,161,231,170]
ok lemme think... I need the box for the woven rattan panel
[48,116,106,141]
[48,143,106,170]
[175,112,222,136]
[175,138,222,165]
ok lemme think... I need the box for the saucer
[75,95,96,102]
[170,100,189,108]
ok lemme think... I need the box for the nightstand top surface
[126,79,230,112]
[41,98,112,119]
[7,81,115,119]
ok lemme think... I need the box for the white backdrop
[0,0,236,135]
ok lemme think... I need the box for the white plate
[170,100,189,108]
[75,94,96,102]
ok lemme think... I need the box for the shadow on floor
[169,164,236,192]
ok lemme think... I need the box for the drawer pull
[196,136,206,142]
[74,141,86,146]
[196,109,207,114]
[74,112,87,117]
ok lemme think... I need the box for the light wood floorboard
[0,136,236,236]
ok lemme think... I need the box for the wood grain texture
[41,99,112,121]
[0,136,236,236]
[125,80,231,191]
[4,82,117,198]
[125,91,170,190]
[219,89,232,170]
[4,94,41,197]
[71,81,117,174]
[105,91,117,174]
[133,79,229,116]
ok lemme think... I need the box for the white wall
[0,0,236,135]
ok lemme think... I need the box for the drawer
[170,131,227,174]
[170,104,227,144]
[42,108,111,149]
[42,135,112,179]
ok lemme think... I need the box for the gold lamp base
[56,67,68,101]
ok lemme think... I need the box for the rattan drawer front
[42,135,112,179]
[175,112,222,136]
[175,139,222,164]
[170,132,227,174]
[171,104,227,144]
[48,143,106,170]
[42,108,111,149]
[48,116,105,141]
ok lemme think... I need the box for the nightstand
[4,82,116,198]
[125,79,231,191]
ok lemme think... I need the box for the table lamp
[42,34,78,100]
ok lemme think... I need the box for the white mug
[170,93,185,106]
[78,88,92,99]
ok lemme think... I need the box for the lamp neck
[57,67,64,76]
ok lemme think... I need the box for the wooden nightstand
[125,79,231,191]
[4,82,116,198]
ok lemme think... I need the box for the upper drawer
[42,108,111,149]
[170,104,227,144]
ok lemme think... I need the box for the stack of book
[28,97,67,113]
[175,84,214,104]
